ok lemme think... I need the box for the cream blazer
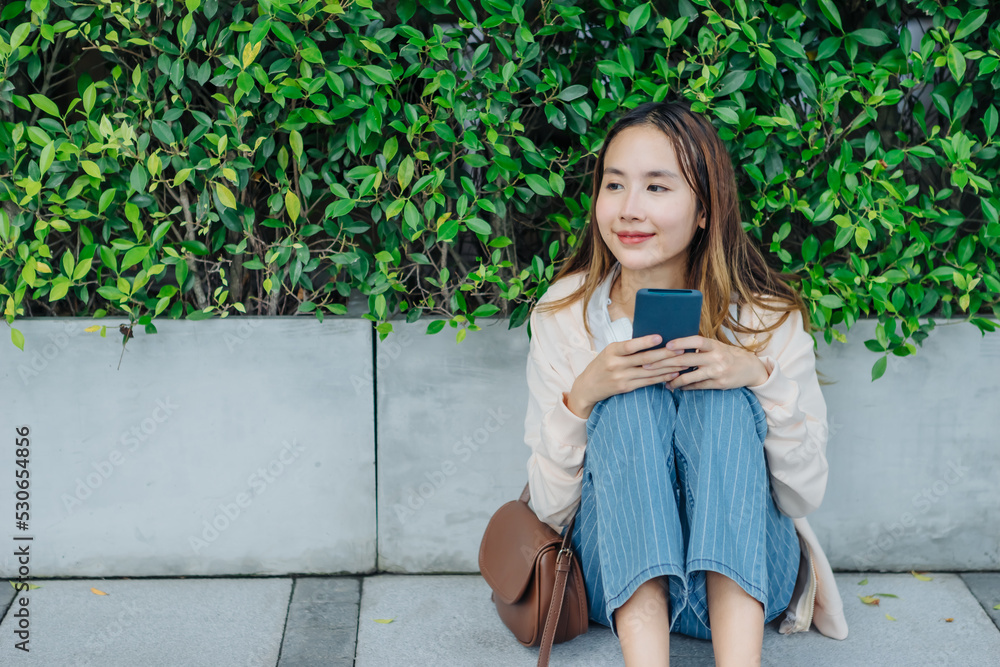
[523,271,848,640]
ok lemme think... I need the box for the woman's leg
[572,382,686,665]
[615,576,670,667]
[705,570,764,667]
[670,386,794,667]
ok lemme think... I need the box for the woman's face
[595,124,706,278]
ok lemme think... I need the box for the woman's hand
[565,334,685,419]
[649,335,770,391]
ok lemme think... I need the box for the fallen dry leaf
[858,595,880,606]
[857,578,868,585]
[84,325,101,332]
[910,570,933,581]
[944,618,953,622]
[885,613,896,621]
[373,618,394,624]
[91,587,108,595]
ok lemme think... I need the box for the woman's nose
[619,188,644,221]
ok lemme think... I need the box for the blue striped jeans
[569,383,800,641]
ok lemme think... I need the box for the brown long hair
[533,100,814,356]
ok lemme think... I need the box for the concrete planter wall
[1,318,375,577]
[377,318,1000,573]
[1,315,997,577]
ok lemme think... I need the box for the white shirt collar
[587,261,632,352]
[585,261,740,351]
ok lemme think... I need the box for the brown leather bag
[479,482,589,666]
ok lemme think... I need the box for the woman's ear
[697,208,707,229]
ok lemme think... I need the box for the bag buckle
[557,547,573,563]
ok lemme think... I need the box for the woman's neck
[610,263,690,322]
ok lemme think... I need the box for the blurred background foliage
[0,0,998,379]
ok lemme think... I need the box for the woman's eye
[648,185,668,192]
[605,182,623,190]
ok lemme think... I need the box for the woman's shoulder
[740,291,803,324]
[536,270,587,307]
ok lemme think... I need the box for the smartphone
[632,288,702,374]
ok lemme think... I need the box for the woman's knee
[586,383,676,451]
[679,388,761,428]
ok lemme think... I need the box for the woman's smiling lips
[617,232,655,244]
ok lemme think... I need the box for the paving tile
[354,574,811,666]
[763,572,1000,667]
[961,572,1000,631]
[1,583,16,618]
[0,578,291,666]
[278,577,360,666]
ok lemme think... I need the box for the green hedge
[1,0,998,380]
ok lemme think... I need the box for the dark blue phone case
[632,288,703,374]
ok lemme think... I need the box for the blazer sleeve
[523,305,589,534]
[745,305,830,518]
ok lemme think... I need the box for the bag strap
[521,482,580,667]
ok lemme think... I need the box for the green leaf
[524,173,552,196]
[466,217,491,235]
[851,29,889,47]
[39,141,54,175]
[121,246,149,270]
[97,286,127,301]
[773,38,806,60]
[289,129,303,160]
[947,45,966,82]
[49,280,70,301]
[819,294,844,309]
[817,0,842,31]
[285,190,301,222]
[100,246,118,272]
[173,168,192,187]
[9,22,31,51]
[216,183,237,209]
[152,120,175,145]
[556,84,587,102]
[715,70,748,97]
[954,9,988,41]
[626,3,651,33]
[362,65,393,85]
[11,328,24,351]
[984,106,998,138]
[130,164,148,193]
[425,320,446,334]
[81,160,102,179]
[472,304,500,318]
[871,356,887,381]
[855,226,871,251]
[397,156,414,190]
[715,107,739,125]
[73,257,93,281]
[28,93,59,117]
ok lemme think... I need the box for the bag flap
[479,499,562,605]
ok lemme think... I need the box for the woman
[522,101,848,666]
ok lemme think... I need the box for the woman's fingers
[623,334,663,354]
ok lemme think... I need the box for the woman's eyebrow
[604,166,680,180]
